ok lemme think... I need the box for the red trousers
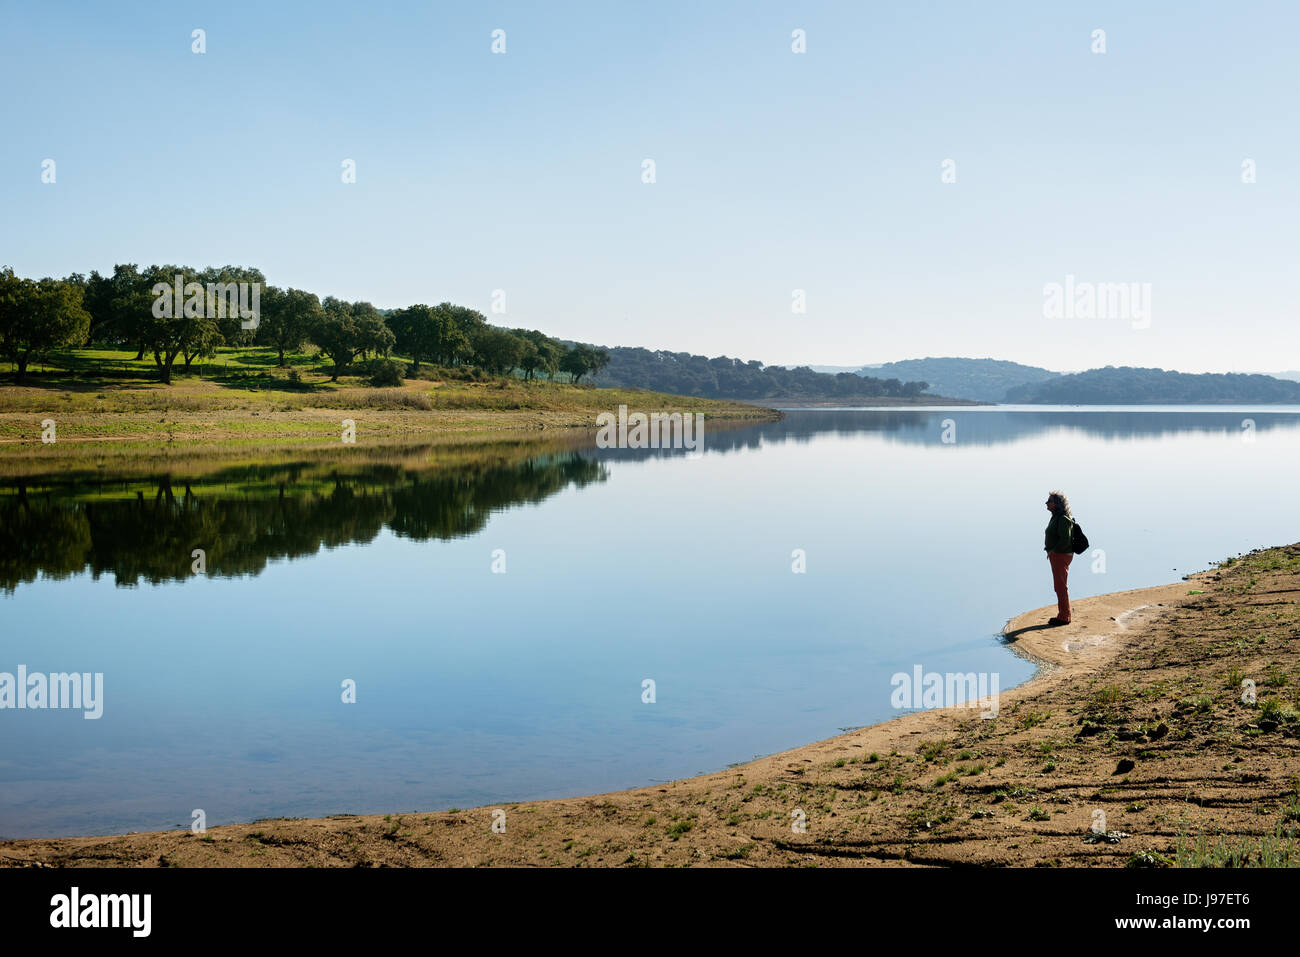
[1049,551,1073,622]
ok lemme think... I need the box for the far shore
[0,375,781,454]
[5,544,1298,867]
[735,395,987,408]
[0,355,992,453]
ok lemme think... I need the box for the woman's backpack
[1071,519,1089,554]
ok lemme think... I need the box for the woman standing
[1044,491,1075,625]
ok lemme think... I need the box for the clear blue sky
[2,1,1296,373]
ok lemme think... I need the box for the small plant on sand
[993,786,1036,802]
[1259,697,1286,721]
[666,820,694,840]
[918,740,947,762]
[1177,694,1214,714]
[1091,685,1124,708]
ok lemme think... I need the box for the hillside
[585,346,935,401]
[856,357,1060,402]
[0,346,779,449]
[1005,366,1300,404]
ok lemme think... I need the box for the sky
[2,0,1296,374]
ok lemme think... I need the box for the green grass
[1,346,779,419]
[1176,828,1300,867]
[666,820,694,840]
[918,740,947,762]
[1019,711,1050,730]
[0,347,779,455]
[1089,686,1124,709]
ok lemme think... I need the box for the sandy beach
[4,544,1298,868]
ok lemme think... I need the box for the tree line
[585,346,930,400]
[1003,366,1300,404]
[0,264,612,386]
[1,263,942,400]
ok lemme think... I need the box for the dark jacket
[1044,511,1074,554]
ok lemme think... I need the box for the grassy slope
[0,347,780,447]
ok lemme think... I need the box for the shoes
[1047,617,1067,626]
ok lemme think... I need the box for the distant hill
[1005,367,1300,404]
[567,346,1300,405]
[857,357,1060,402]
[586,346,935,401]
[803,365,869,375]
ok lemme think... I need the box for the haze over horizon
[772,357,1300,378]
[4,1,1296,374]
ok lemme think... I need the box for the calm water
[2,407,1298,838]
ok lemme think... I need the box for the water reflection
[662,408,1300,455]
[6,409,1298,591]
[0,443,606,592]
[3,408,1297,837]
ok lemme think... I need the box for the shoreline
[733,396,988,408]
[0,405,781,450]
[0,370,785,451]
[8,546,1298,866]
[0,401,782,477]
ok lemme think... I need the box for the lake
[2,406,1298,838]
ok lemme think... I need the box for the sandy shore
[0,405,780,449]
[5,545,1299,867]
